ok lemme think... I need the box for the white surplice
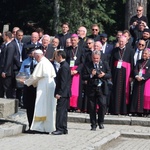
[25,56,56,133]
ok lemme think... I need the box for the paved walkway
[0,109,150,150]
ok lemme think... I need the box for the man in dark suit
[88,24,101,41]
[11,29,23,106]
[0,31,16,98]
[52,50,71,135]
[22,32,41,60]
[100,33,113,56]
[83,50,111,131]
[40,35,55,60]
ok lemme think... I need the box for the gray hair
[92,50,101,56]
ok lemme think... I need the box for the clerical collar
[31,42,37,45]
[119,46,125,50]
[73,46,78,49]
[63,32,68,35]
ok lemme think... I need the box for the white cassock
[25,56,56,133]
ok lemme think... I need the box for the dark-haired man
[0,31,16,98]
[55,22,71,49]
[52,50,71,135]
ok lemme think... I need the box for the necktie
[137,50,140,61]
[30,59,34,74]
[18,41,22,53]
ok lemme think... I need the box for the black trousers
[0,76,14,98]
[23,85,36,128]
[56,97,69,132]
[88,87,106,127]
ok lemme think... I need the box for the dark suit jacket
[104,43,113,55]
[82,60,111,95]
[0,42,16,76]
[55,61,71,97]
[88,34,100,42]
[11,39,22,71]
[44,44,55,60]
[55,32,71,48]
[22,41,42,60]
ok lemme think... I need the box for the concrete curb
[0,111,150,139]
[94,131,121,150]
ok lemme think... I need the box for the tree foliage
[0,0,149,38]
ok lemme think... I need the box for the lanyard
[72,46,78,58]
[140,60,149,69]
[119,47,126,60]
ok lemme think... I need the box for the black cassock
[130,59,150,113]
[110,45,134,114]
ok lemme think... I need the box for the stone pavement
[0,109,150,150]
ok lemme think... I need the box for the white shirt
[102,42,107,53]
[134,49,143,66]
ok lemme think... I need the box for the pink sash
[143,69,150,109]
[114,61,131,104]
[70,66,80,108]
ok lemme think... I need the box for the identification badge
[117,60,122,69]
[70,60,75,67]
[74,56,77,60]
[138,69,143,77]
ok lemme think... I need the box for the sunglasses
[139,43,145,46]
[137,10,142,12]
[87,42,92,45]
[92,29,98,31]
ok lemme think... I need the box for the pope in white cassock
[24,49,56,133]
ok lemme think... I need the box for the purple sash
[70,66,80,108]
[114,61,131,104]
[143,69,150,109]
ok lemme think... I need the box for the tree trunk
[53,0,59,34]
[125,0,147,29]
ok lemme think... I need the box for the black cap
[100,33,107,38]
[24,44,37,54]
[143,29,150,33]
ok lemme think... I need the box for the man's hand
[91,69,96,77]
[1,72,6,78]
[55,94,61,99]
[71,70,78,75]
[135,76,143,81]
[98,71,105,78]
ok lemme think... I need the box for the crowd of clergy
[0,5,150,119]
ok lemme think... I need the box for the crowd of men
[0,5,150,132]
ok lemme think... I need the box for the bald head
[94,41,102,51]
[31,32,39,43]
[118,36,127,48]
[77,26,87,38]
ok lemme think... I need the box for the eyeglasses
[138,43,145,46]
[137,10,142,12]
[92,29,98,31]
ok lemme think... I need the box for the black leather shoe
[63,130,68,134]
[99,124,104,129]
[91,127,96,131]
[23,129,34,134]
[51,130,63,135]
[91,125,97,131]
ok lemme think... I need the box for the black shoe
[23,129,34,134]
[91,127,96,131]
[51,130,63,135]
[99,124,104,129]
[91,125,97,131]
[63,130,68,134]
